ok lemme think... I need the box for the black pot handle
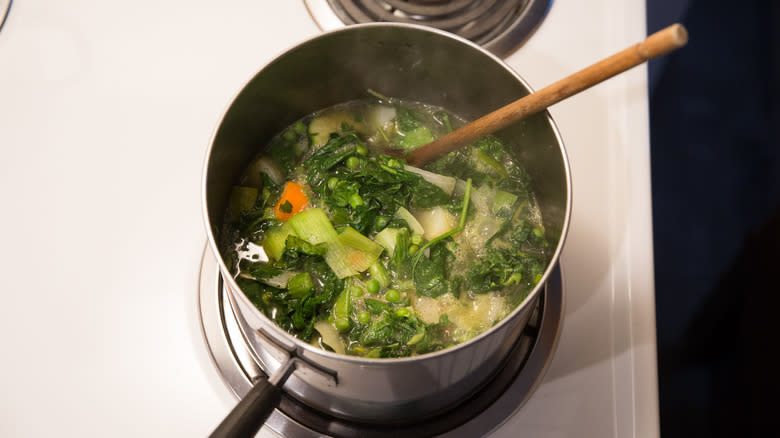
[210,376,282,438]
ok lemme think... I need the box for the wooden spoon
[404,23,689,167]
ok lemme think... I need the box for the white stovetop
[0,1,658,437]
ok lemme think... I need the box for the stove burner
[304,0,552,58]
[199,248,564,437]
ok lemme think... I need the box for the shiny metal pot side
[202,23,571,423]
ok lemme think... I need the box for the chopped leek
[324,227,384,278]
[262,222,295,261]
[324,240,359,278]
[374,227,403,257]
[313,320,345,354]
[338,227,384,265]
[394,207,424,236]
[288,208,338,245]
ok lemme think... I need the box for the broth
[220,97,552,358]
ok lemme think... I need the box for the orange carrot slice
[274,181,309,221]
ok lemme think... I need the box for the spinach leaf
[388,228,410,279]
[413,314,453,353]
[466,247,549,294]
[413,241,454,298]
[356,308,452,357]
[364,298,391,314]
[359,312,421,347]
[305,133,360,187]
[242,260,283,280]
[410,179,450,208]
[282,235,327,258]
[241,254,344,342]
[396,106,426,132]
[310,147,450,234]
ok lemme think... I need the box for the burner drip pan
[304,0,553,58]
[198,247,564,437]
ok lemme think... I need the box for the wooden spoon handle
[407,23,689,166]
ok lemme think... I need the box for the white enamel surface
[0,1,657,437]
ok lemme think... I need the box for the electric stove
[0,1,659,436]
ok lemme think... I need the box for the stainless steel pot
[202,23,571,434]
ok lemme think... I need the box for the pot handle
[209,376,282,438]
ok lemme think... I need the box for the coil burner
[199,247,564,437]
[305,0,552,58]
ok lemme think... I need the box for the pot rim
[201,22,572,365]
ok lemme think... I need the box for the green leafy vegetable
[413,242,454,298]
[305,133,361,187]
[221,98,551,359]
[279,200,293,213]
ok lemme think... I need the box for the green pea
[349,193,364,208]
[374,215,390,229]
[351,286,364,298]
[346,156,360,169]
[385,289,400,303]
[357,311,371,324]
[327,177,339,191]
[294,121,307,134]
[365,279,380,294]
[335,318,351,332]
[408,244,419,256]
[396,308,411,318]
[356,144,368,156]
[410,233,423,245]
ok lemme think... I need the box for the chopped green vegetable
[262,222,296,261]
[288,272,313,298]
[282,235,327,258]
[222,97,552,359]
[288,208,338,245]
[279,200,293,214]
[395,207,424,235]
[324,240,359,279]
[369,261,390,288]
[333,286,352,332]
[374,227,403,257]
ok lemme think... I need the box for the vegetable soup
[220,96,552,358]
